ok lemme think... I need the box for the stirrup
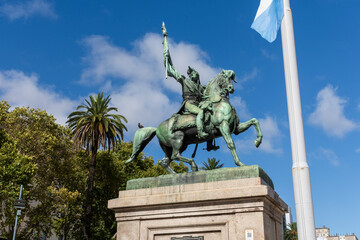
[206,145,219,152]
[206,139,219,152]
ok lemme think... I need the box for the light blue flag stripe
[251,0,284,43]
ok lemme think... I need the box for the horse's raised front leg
[219,121,245,167]
[236,118,263,148]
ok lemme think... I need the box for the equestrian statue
[125,23,263,173]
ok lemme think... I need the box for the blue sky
[0,0,359,236]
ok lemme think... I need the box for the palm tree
[67,93,127,240]
[200,158,224,170]
[284,222,298,240]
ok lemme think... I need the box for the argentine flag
[251,0,284,43]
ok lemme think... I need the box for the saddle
[170,113,197,132]
[170,112,211,133]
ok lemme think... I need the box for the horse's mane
[204,72,226,96]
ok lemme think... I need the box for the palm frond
[200,158,224,170]
[66,93,128,151]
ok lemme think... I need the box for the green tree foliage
[0,99,188,239]
[67,93,128,240]
[0,128,35,239]
[200,157,224,170]
[87,141,188,239]
[0,100,84,239]
[284,222,298,240]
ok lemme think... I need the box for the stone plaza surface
[108,166,288,240]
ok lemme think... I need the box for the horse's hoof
[254,138,262,148]
[191,165,199,172]
[235,160,246,167]
[162,163,176,174]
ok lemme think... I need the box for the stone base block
[108,168,288,240]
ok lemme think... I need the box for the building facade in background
[316,226,358,240]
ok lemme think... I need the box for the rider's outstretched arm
[162,22,183,83]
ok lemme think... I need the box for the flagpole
[280,0,316,239]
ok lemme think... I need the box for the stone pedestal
[108,166,288,240]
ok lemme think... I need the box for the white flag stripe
[254,0,273,19]
[251,0,284,43]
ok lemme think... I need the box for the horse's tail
[125,127,157,164]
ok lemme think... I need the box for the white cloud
[81,34,220,92]
[0,0,57,21]
[310,148,340,167]
[261,49,277,60]
[81,33,220,133]
[309,85,357,138]
[235,116,282,154]
[319,148,340,166]
[0,70,77,125]
[110,83,179,134]
[231,96,251,120]
[81,34,163,86]
[237,68,258,86]
[257,116,282,154]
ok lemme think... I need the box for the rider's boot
[196,110,209,139]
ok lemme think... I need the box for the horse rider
[162,23,209,139]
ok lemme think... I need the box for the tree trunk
[84,143,97,240]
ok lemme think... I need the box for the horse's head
[205,70,236,100]
[219,70,236,95]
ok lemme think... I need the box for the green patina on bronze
[126,165,274,190]
[125,23,263,174]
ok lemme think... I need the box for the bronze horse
[126,70,263,173]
